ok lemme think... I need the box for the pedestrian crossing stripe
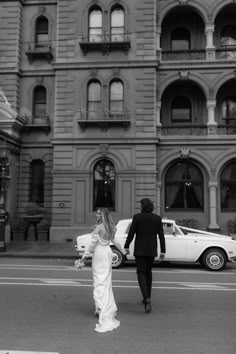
[0,352,60,354]
[180,283,226,289]
[41,279,79,285]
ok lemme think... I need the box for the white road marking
[0,263,235,274]
[0,277,235,291]
[0,351,60,354]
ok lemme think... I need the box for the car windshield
[115,220,131,234]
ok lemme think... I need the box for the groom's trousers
[135,256,155,301]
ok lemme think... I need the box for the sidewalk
[0,241,77,259]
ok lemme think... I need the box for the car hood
[77,233,91,239]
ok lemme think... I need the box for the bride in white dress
[81,208,125,333]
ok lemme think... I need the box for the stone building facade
[0,0,236,242]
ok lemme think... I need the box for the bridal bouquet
[74,258,85,271]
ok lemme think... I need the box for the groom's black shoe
[144,299,152,313]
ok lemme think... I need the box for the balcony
[79,33,131,55]
[161,124,208,136]
[25,43,53,63]
[216,46,236,60]
[23,115,51,134]
[77,109,130,131]
[161,49,206,61]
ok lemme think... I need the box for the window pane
[110,81,123,100]
[221,162,236,209]
[171,28,190,50]
[165,162,203,210]
[222,97,236,118]
[89,9,102,42]
[33,87,46,117]
[172,108,190,121]
[88,82,101,101]
[111,8,124,41]
[221,26,236,46]
[30,160,44,204]
[94,159,115,210]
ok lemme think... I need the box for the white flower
[74,259,85,271]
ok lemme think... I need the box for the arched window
[87,80,102,119]
[93,159,115,210]
[30,160,45,204]
[89,7,103,42]
[109,80,124,113]
[171,28,190,50]
[111,6,125,41]
[221,160,236,210]
[35,16,49,46]
[220,26,236,47]
[165,161,203,210]
[33,85,47,117]
[222,96,236,119]
[171,96,191,122]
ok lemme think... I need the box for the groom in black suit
[124,198,166,313]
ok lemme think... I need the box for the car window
[163,223,174,234]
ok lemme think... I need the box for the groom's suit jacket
[124,212,166,257]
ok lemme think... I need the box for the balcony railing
[25,43,53,63]
[23,115,51,134]
[77,109,130,131]
[216,47,236,60]
[79,33,131,55]
[161,123,236,136]
[161,124,208,136]
[161,49,205,61]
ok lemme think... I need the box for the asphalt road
[0,258,235,354]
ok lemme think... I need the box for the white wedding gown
[83,224,122,333]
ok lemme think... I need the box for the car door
[159,222,187,260]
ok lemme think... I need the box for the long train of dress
[92,239,120,333]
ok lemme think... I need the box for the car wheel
[201,248,227,271]
[111,247,125,268]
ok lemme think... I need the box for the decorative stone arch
[158,148,211,183]
[213,72,236,98]
[80,145,129,171]
[81,1,105,35]
[214,150,236,179]
[211,0,236,23]
[29,8,53,44]
[158,0,208,26]
[158,72,209,101]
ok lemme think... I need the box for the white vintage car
[75,218,236,271]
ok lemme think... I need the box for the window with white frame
[87,80,102,119]
[89,7,103,42]
[111,6,125,41]
[109,80,124,114]
[35,16,49,46]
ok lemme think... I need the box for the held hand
[159,253,165,261]
[124,248,130,256]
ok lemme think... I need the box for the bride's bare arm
[82,225,100,259]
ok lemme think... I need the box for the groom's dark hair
[140,198,154,213]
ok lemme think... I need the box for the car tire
[111,247,125,268]
[201,248,227,271]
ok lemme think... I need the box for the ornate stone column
[208,181,219,231]
[156,26,162,61]
[207,100,217,135]
[205,24,215,60]
[156,101,162,136]
[156,181,161,215]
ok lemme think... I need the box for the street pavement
[0,259,236,354]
